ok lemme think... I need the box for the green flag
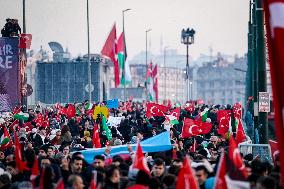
[102,115,112,140]
[117,32,132,86]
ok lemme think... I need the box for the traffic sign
[85,84,94,92]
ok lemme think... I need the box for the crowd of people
[0,100,281,189]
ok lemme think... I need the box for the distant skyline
[0,0,249,61]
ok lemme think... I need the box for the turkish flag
[269,140,279,163]
[185,103,195,112]
[181,118,202,138]
[42,113,50,128]
[101,24,119,87]
[233,103,242,119]
[14,132,27,172]
[217,110,231,136]
[30,156,39,181]
[198,121,213,134]
[176,155,199,189]
[228,137,248,179]
[55,178,64,189]
[34,113,44,127]
[66,104,76,118]
[19,33,32,49]
[146,103,168,118]
[170,108,180,119]
[264,0,284,186]
[214,152,227,189]
[133,143,151,175]
[92,124,101,148]
[127,184,149,189]
[217,110,231,123]
[235,119,246,145]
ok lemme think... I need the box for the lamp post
[87,0,92,102]
[122,8,131,103]
[146,29,152,68]
[145,28,152,100]
[190,81,193,100]
[163,46,169,100]
[21,0,27,110]
[181,28,195,102]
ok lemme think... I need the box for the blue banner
[106,99,119,109]
[80,131,172,164]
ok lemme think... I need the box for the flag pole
[122,8,131,104]
[22,0,27,110]
[145,29,152,101]
[87,0,92,102]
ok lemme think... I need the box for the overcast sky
[0,0,249,60]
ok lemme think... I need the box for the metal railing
[239,141,272,163]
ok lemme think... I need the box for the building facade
[193,56,247,105]
[109,64,187,103]
[35,54,110,104]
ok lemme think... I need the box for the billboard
[0,37,20,112]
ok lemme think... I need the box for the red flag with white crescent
[269,140,279,163]
[228,137,248,179]
[264,0,284,185]
[19,34,32,49]
[133,143,151,175]
[181,118,202,138]
[170,108,180,119]
[92,124,101,148]
[146,103,168,118]
[176,155,199,189]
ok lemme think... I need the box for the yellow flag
[93,106,109,119]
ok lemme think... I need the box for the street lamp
[87,0,92,102]
[189,81,193,100]
[122,8,131,103]
[21,0,27,110]
[146,29,152,68]
[164,46,169,100]
[181,28,195,101]
[145,28,152,100]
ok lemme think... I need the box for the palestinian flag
[117,32,132,86]
[0,127,12,150]
[13,112,29,121]
[165,115,179,125]
[200,108,209,122]
[146,63,155,101]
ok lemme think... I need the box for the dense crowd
[0,100,281,189]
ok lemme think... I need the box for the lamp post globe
[181,27,195,102]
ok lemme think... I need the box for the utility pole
[87,0,92,102]
[163,46,169,100]
[252,0,259,144]
[246,0,253,113]
[255,0,268,144]
[22,0,27,110]
[145,29,151,101]
[122,9,131,104]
